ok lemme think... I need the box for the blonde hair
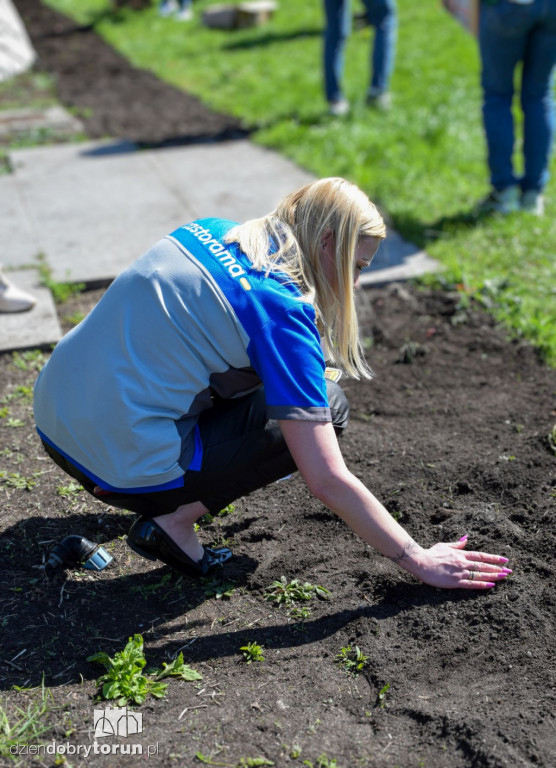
[224,177,386,379]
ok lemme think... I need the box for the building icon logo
[93,707,143,739]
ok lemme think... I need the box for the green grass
[44,0,556,363]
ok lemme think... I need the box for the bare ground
[1,2,555,767]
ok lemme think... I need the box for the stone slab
[0,269,62,353]
[6,139,197,284]
[360,229,440,287]
[4,138,439,288]
[0,172,43,265]
[0,105,84,139]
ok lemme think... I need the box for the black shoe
[126,516,232,577]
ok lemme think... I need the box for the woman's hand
[406,536,512,590]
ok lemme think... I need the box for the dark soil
[2,3,555,767]
[16,0,246,145]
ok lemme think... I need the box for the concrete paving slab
[145,140,315,224]
[0,172,43,266]
[360,229,440,287]
[0,105,84,139]
[0,269,62,353]
[4,138,439,288]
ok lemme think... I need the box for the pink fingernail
[459,535,468,542]
[486,582,495,587]
[499,557,509,563]
[502,568,512,574]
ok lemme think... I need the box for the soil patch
[16,0,247,144]
[2,3,555,767]
[2,284,554,768]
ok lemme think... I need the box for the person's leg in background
[520,4,556,215]
[363,0,397,109]
[478,1,536,214]
[323,0,352,115]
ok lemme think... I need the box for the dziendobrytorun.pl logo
[10,706,159,758]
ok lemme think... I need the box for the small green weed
[0,471,41,491]
[201,576,236,600]
[303,755,340,768]
[377,683,390,709]
[0,678,55,761]
[335,646,368,675]
[195,754,273,767]
[217,503,236,517]
[156,654,203,682]
[56,481,83,498]
[5,418,25,429]
[548,424,556,456]
[87,634,202,705]
[62,311,85,327]
[11,350,47,373]
[265,577,329,606]
[1,385,33,405]
[240,641,265,664]
[37,257,84,305]
[130,573,173,600]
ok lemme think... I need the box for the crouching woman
[34,177,511,588]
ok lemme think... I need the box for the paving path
[1,129,438,353]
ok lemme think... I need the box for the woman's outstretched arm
[278,420,511,589]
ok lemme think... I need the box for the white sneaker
[329,98,349,117]
[367,89,392,111]
[159,0,178,17]
[521,190,545,216]
[478,185,521,215]
[176,6,193,21]
[0,273,36,313]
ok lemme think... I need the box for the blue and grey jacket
[34,218,331,493]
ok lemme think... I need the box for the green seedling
[0,678,55,760]
[5,418,25,428]
[88,634,166,705]
[303,755,340,768]
[377,682,390,709]
[11,350,47,373]
[265,577,329,606]
[201,576,236,600]
[548,425,556,456]
[0,471,41,491]
[335,645,368,675]
[240,641,265,664]
[289,606,311,621]
[37,258,84,305]
[156,652,202,682]
[217,503,236,517]
[62,311,85,327]
[1,385,33,405]
[88,634,202,705]
[130,573,173,600]
[56,481,83,498]
[196,754,273,767]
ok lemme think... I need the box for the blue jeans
[323,0,397,102]
[479,0,556,192]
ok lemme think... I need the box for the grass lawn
[43,0,556,363]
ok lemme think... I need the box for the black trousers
[42,381,349,518]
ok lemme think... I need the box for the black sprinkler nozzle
[45,535,113,576]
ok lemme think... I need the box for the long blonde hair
[224,177,386,379]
